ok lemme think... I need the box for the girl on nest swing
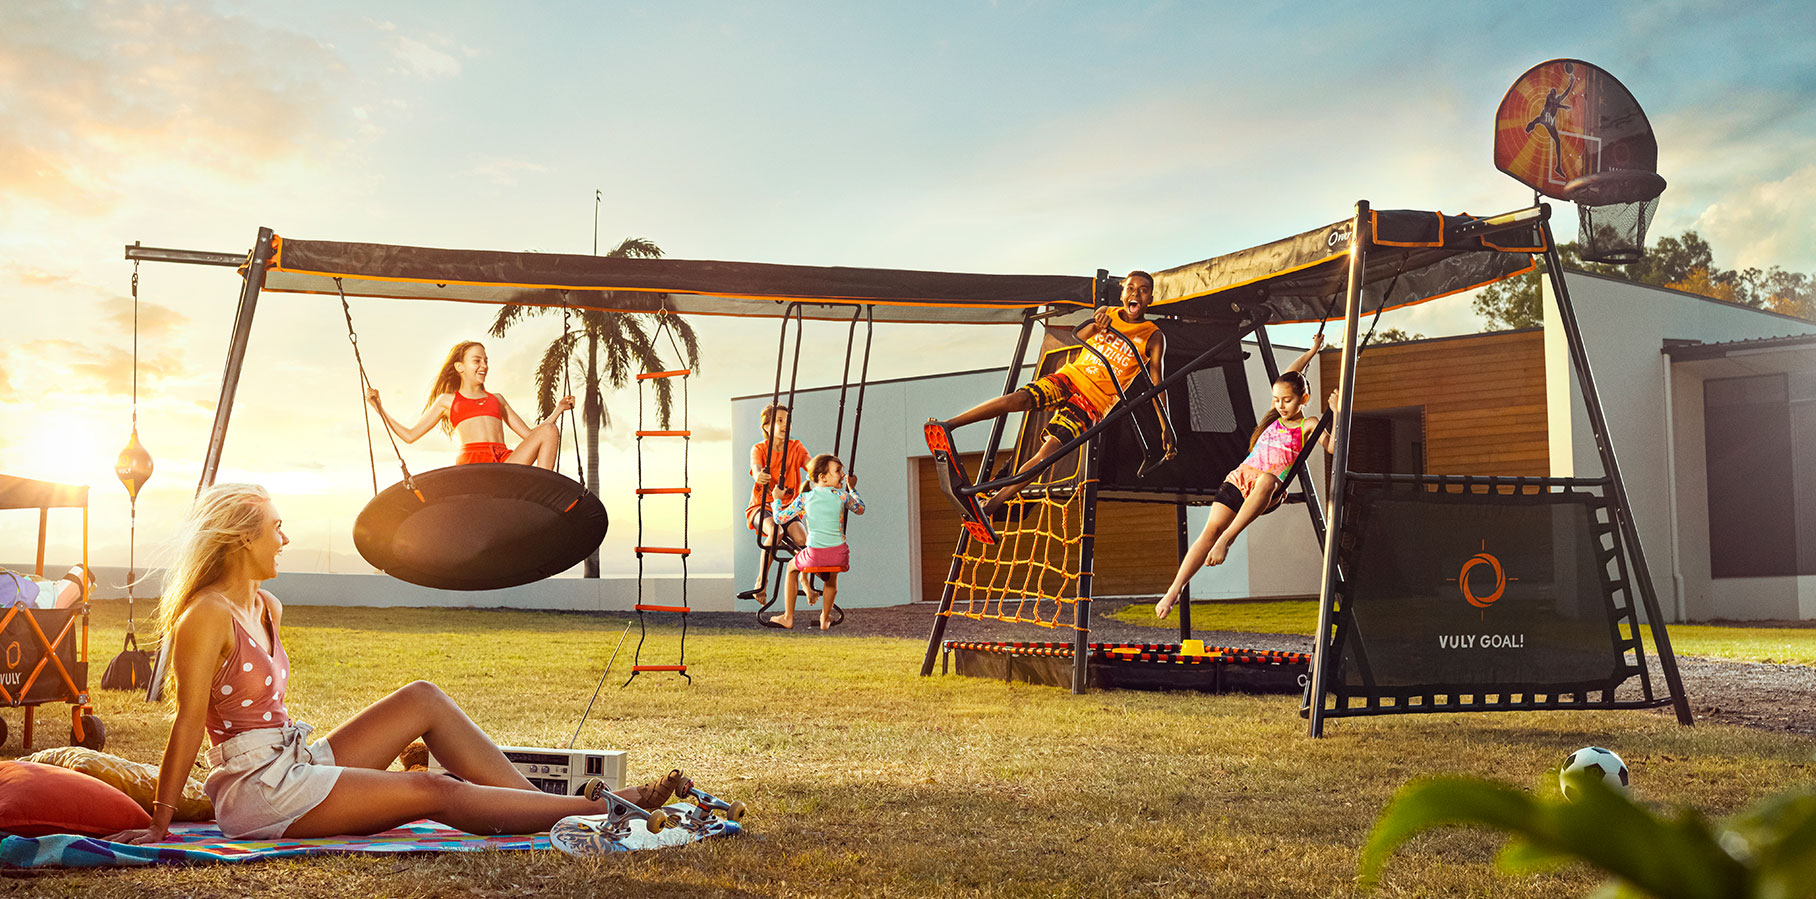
[366,341,573,468]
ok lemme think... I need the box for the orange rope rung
[636,369,692,380]
[634,604,691,614]
[635,430,691,437]
[635,546,692,555]
[635,487,692,495]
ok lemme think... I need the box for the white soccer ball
[1560,746,1630,800]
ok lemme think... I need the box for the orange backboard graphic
[1494,59,1657,199]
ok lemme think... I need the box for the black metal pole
[1541,218,1694,725]
[1307,202,1370,738]
[198,227,273,493]
[1176,503,1192,642]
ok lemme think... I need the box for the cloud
[391,36,463,80]
[1695,163,1816,272]
[0,2,356,218]
[467,155,551,187]
[4,336,187,401]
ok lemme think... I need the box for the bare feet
[768,615,794,629]
[1206,542,1230,567]
[1155,594,1178,619]
[819,613,833,631]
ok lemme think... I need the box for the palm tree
[489,236,700,577]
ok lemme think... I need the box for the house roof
[1662,332,1816,361]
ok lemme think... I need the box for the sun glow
[11,413,135,490]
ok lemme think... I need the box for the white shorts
[203,721,343,839]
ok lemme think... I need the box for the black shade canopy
[252,208,1538,327]
[352,464,608,591]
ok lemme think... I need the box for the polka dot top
[206,610,290,744]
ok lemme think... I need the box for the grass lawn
[1115,599,1816,667]
[11,599,1812,897]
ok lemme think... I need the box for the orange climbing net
[940,349,1097,631]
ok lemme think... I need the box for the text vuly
[1437,634,1526,649]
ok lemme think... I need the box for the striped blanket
[0,820,543,868]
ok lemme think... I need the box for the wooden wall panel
[1320,329,1548,477]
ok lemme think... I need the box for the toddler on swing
[767,454,865,630]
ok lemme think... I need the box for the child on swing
[1155,335,1335,619]
[766,453,864,630]
[365,341,573,468]
[737,403,811,603]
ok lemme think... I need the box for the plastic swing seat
[353,463,608,591]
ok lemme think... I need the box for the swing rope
[337,278,418,500]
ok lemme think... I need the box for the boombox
[427,745,628,795]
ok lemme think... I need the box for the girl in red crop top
[365,340,575,468]
[136,484,696,844]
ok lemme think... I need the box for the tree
[1367,327,1427,344]
[1471,229,1816,329]
[489,236,701,578]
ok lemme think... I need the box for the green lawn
[1118,599,1816,666]
[10,599,1813,898]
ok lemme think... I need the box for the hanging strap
[337,278,420,501]
[557,293,587,487]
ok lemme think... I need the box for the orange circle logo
[1458,553,1506,609]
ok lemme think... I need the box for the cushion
[23,746,213,821]
[0,760,151,837]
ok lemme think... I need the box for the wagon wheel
[72,714,105,751]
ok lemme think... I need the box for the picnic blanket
[0,820,548,868]
[2,802,741,869]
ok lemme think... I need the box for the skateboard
[924,420,997,545]
[549,776,746,857]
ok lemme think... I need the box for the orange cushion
[0,760,152,837]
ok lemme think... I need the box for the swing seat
[353,464,608,591]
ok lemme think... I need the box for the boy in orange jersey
[925,270,1166,518]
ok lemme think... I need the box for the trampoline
[940,640,1309,694]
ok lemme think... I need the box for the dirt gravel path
[685,599,1816,739]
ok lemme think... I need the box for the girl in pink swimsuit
[132,484,691,843]
[365,341,574,469]
[1155,336,1337,619]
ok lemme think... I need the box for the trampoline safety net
[1319,476,1675,715]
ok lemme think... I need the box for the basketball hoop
[1565,170,1666,265]
[1563,170,1666,206]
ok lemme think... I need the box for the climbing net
[941,374,1096,632]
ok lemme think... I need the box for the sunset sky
[5,1,1814,579]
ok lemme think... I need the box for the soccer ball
[1560,746,1630,800]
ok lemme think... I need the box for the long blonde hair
[427,340,485,434]
[154,484,271,683]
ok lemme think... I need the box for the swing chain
[336,278,416,498]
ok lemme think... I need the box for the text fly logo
[1447,540,1518,620]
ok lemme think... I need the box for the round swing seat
[353,464,608,591]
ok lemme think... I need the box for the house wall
[1545,271,1816,622]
